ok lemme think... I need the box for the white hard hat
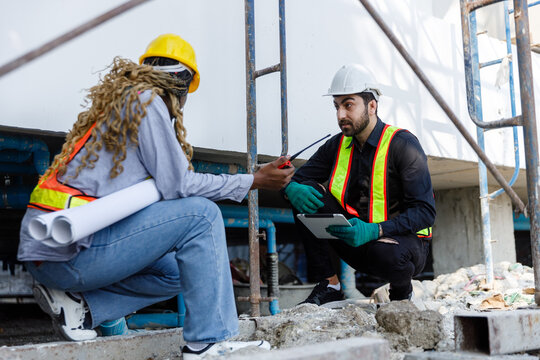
[324,64,382,100]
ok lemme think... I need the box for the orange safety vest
[28,123,98,212]
[329,125,432,239]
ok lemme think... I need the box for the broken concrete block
[375,301,444,350]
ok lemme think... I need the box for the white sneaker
[182,340,271,359]
[33,284,97,341]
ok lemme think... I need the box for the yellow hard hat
[139,34,200,93]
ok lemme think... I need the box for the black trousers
[293,180,429,300]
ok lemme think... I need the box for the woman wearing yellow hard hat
[19,33,294,358]
[139,33,200,93]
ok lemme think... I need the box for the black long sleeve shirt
[291,118,436,237]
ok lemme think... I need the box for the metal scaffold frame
[243,0,289,317]
[458,0,539,286]
[460,0,539,300]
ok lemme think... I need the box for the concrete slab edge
[404,350,538,360]
[0,328,183,360]
[229,337,391,360]
[0,320,390,360]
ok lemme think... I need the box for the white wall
[1,0,539,166]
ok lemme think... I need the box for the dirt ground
[0,303,63,347]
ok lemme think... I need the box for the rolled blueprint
[30,179,161,247]
[29,211,72,248]
[29,211,60,241]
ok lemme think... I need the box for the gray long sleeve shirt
[17,90,253,261]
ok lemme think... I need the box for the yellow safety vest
[329,125,432,239]
[28,123,98,212]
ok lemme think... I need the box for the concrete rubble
[231,260,540,359]
[2,261,540,360]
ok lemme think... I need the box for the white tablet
[296,213,352,239]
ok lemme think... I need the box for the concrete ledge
[0,328,184,360]
[0,319,259,360]
[404,351,538,360]
[0,321,388,360]
[230,337,390,360]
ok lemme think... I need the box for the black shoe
[301,280,345,305]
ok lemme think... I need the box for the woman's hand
[251,156,295,190]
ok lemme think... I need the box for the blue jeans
[25,197,238,343]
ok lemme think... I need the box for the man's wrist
[378,224,383,238]
[283,181,296,199]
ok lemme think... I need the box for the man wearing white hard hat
[283,64,435,304]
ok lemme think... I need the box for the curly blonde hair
[41,57,193,183]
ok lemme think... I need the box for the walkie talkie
[278,134,331,169]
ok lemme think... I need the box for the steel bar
[0,0,151,78]
[489,0,520,199]
[244,0,261,317]
[357,0,526,214]
[509,0,540,14]
[474,115,522,128]
[479,58,503,68]
[513,0,540,305]
[455,310,540,354]
[243,0,288,316]
[466,0,504,13]
[279,0,289,156]
[254,64,281,79]
[467,9,494,285]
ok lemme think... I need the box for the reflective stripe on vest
[329,125,432,239]
[328,136,359,217]
[28,123,98,212]
[369,125,401,223]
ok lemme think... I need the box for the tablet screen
[296,213,351,239]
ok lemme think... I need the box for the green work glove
[327,218,379,247]
[284,182,324,214]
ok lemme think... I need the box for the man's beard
[339,108,369,136]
